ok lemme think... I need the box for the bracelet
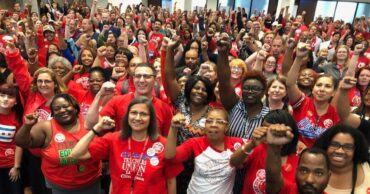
[91,128,101,137]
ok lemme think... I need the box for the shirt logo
[252,169,266,194]
[54,133,65,143]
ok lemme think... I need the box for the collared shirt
[228,101,270,139]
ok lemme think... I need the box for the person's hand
[27,48,38,59]
[296,42,310,58]
[183,67,192,75]
[261,43,270,52]
[16,32,25,41]
[286,38,296,49]
[3,36,16,53]
[9,167,20,182]
[167,39,180,51]
[292,22,300,31]
[251,126,268,146]
[266,124,294,146]
[94,116,115,132]
[201,41,208,51]
[216,39,231,54]
[97,46,107,57]
[102,24,110,32]
[171,113,186,130]
[256,50,268,61]
[339,76,357,90]
[24,112,39,126]
[353,44,364,55]
[111,67,126,80]
[72,64,83,74]
[98,81,116,97]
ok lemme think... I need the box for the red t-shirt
[356,56,370,69]
[99,93,172,136]
[243,144,298,194]
[0,112,21,168]
[115,77,135,95]
[291,95,340,147]
[276,54,285,74]
[36,29,58,67]
[73,71,90,90]
[149,32,164,50]
[100,58,116,69]
[88,133,183,194]
[348,87,362,108]
[36,104,51,122]
[235,82,243,98]
[68,81,95,118]
[41,118,101,189]
[294,25,309,41]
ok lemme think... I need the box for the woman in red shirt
[71,96,183,194]
[287,44,340,148]
[0,84,23,194]
[230,109,299,194]
[15,93,102,194]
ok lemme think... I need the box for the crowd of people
[0,0,370,193]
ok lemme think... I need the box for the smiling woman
[70,96,183,194]
[165,108,246,194]
[15,93,102,194]
[314,125,370,194]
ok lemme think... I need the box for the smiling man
[85,64,172,136]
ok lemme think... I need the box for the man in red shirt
[149,19,164,50]
[36,25,59,67]
[265,124,330,194]
[86,64,172,136]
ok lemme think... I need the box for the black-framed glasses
[328,142,355,152]
[243,86,263,92]
[133,74,155,79]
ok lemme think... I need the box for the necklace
[128,136,149,194]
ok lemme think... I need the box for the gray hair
[48,56,72,71]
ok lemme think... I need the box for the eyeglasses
[328,142,355,152]
[243,86,264,92]
[231,66,242,73]
[37,79,53,84]
[133,74,155,79]
[205,118,228,125]
[129,111,149,117]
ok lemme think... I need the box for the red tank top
[41,117,101,189]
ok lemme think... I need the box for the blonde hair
[229,59,247,78]
[31,68,67,94]
[332,45,350,67]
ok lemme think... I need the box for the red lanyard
[128,136,149,194]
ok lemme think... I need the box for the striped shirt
[228,101,270,139]
[227,101,270,194]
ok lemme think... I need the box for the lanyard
[128,136,149,194]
